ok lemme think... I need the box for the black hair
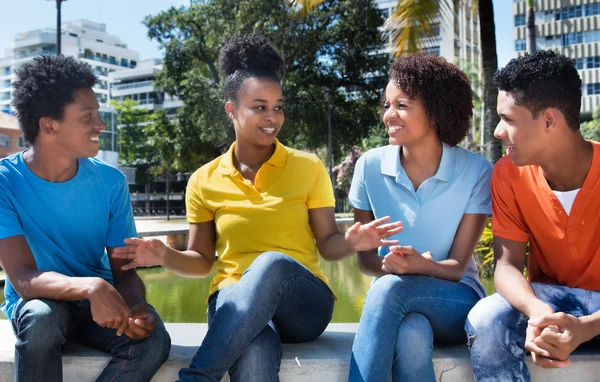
[388,54,473,147]
[494,50,582,130]
[219,35,283,102]
[11,54,97,144]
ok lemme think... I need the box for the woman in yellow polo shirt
[112,34,402,381]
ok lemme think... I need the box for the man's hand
[524,304,570,368]
[527,312,594,367]
[87,278,131,336]
[344,216,403,252]
[123,302,158,340]
[381,245,433,275]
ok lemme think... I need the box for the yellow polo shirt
[186,139,335,298]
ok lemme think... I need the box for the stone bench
[1,320,600,381]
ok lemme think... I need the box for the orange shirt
[491,141,600,290]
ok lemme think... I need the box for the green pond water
[0,261,494,322]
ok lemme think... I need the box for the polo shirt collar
[379,143,455,182]
[218,139,287,175]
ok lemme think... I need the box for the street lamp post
[46,0,67,55]
[324,89,335,199]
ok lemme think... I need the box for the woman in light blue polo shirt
[348,54,492,382]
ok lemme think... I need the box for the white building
[375,0,481,72]
[0,19,140,166]
[513,0,600,119]
[109,59,183,113]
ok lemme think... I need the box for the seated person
[0,55,171,382]
[467,50,600,381]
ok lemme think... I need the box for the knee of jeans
[248,251,301,278]
[14,299,69,344]
[465,294,515,349]
[394,313,433,360]
[364,274,406,306]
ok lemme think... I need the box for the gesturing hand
[345,216,403,252]
[111,238,168,271]
[381,245,433,275]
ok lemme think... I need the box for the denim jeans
[178,251,335,382]
[11,298,171,382]
[466,283,600,382]
[348,274,481,382]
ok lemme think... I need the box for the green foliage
[581,107,600,141]
[110,99,152,166]
[143,0,388,171]
[473,219,495,278]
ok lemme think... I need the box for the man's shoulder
[81,157,127,182]
[0,153,24,184]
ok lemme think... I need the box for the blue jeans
[349,274,481,382]
[466,283,600,382]
[11,298,171,382]
[178,251,335,382]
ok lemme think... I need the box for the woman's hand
[381,245,433,275]
[345,216,403,252]
[111,238,168,271]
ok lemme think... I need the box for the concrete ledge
[1,320,600,381]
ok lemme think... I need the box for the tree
[110,98,152,167]
[144,0,388,171]
[581,108,600,141]
[526,0,536,54]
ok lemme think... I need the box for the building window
[586,56,600,69]
[17,136,28,148]
[422,46,440,55]
[0,134,10,148]
[575,58,584,69]
[586,83,600,95]
[585,3,600,17]
[562,32,583,46]
[515,39,526,51]
[515,14,526,27]
[558,6,583,20]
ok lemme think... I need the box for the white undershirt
[553,188,580,215]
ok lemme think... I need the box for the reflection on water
[0,259,496,322]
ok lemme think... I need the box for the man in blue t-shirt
[0,55,170,381]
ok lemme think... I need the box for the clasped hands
[526,306,594,368]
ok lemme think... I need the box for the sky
[0,0,515,66]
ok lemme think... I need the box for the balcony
[112,80,154,91]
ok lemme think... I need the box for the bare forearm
[318,233,354,262]
[420,259,465,282]
[357,250,387,277]
[162,246,215,277]
[114,271,146,307]
[580,310,600,340]
[12,270,100,301]
[495,262,547,317]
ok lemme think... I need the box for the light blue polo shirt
[0,151,137,319]
[349,144,492,297]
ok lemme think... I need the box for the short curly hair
[388,54,473,147]
[11,55,97,144]
[494,50,581,130]
[219,34,283,102]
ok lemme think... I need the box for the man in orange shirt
[466,50,600,381]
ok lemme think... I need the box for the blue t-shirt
[348,144,492,297]
[0,152,137,319]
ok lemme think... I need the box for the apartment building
[514,0,600,119]
[0,112,25,159]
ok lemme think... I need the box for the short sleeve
[0,178,24,241]
[106,175,137,247]
[465,159,493,215]
[491,164,529,242]
[306,159,335,209]
[186,171,214,222]
[348,155,372,211]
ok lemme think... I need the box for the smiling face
[43,87,106,159]
[495,90,550,166]
[226,77,284,148]
[382,81,436,146]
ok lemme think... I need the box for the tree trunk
[526,1,536,53]
[479,0,502,164]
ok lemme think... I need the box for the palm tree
[526,0,536,53]
[383,0,502,163]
